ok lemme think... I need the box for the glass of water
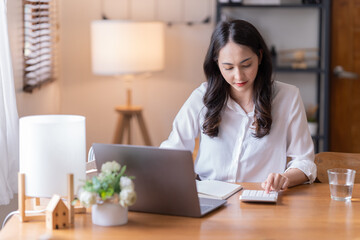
[327,168,356,201]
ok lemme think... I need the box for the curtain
[0,0,19,205]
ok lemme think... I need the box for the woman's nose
[234,68,242,81]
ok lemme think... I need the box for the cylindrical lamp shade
[19,115,86,198]
[91,20,165,75]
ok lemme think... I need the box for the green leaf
[100,190,107,200]
[79,163,135,201]
[119,165,127,176]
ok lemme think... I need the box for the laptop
[91,143,227,217]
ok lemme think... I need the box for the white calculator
[239,190,278,203]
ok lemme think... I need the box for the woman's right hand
[261,173,290,193]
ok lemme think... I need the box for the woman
[160,19,316,193]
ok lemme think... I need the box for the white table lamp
[19,115,86,223]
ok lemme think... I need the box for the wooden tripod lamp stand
[91,20,165,145]
[112,76,152,145]
[18,115,87,226]
[18,173,74,225]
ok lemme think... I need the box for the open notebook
[196,180,242,200]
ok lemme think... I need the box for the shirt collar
[226,96,254,117]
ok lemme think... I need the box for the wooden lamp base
[18,173,75,225]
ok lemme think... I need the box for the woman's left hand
[261,173,290,193]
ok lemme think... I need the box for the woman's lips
[235,81,248,87]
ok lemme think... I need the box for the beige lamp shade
[19,115,86,198]
[91,20,165,75]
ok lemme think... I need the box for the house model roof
[46,194,66,211]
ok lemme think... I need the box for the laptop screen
[91,143,204,217]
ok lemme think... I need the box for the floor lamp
[91,20,165,146]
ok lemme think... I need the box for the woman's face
[217,41,261,98]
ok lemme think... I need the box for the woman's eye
[242,64,251,68]
[224,67,233,71]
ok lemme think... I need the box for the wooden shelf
[274,66,324,73]
[218,3,323,8]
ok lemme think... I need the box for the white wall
[59,0,214,151]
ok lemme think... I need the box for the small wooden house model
[46,194,69,230]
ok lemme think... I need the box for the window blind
[23,0,59,93]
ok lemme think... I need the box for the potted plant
[78,161,136,226]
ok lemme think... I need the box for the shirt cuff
[285,159,317,184]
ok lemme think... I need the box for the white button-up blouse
[160,81,317,183]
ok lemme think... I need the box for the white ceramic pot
[92,202,128,226]
[308,122,318,136]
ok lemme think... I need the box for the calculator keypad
[239,190,278,203]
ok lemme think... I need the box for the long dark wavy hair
[202,19,273,138]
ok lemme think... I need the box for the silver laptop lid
[92,143,203,217]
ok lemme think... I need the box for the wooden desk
[1,183,360,239]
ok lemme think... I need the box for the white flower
[119,188,137,207]
[97,172,106,181]
[101,161,120,174]
[120,176,134,191]
[79,190,97,207]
